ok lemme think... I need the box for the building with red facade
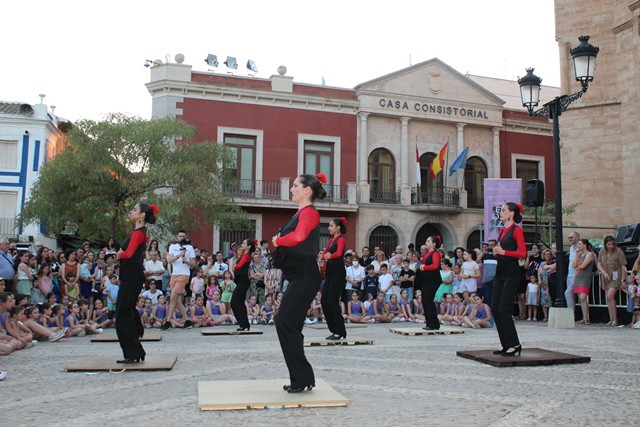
[146,56,559,255]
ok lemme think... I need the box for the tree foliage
[20,114,247,242]
[522,201,581,245]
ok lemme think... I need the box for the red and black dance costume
[320,234,346,338]
[231,252,252,330]
[419,249,442,330]
[275,205,320,390]
[117,227,148,360]
[493,223,526,349]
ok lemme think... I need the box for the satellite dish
[19,104,34,115]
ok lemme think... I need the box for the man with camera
[477,239,498,306]
[163,230,196,329]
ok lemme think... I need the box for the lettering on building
[378,98,489,119]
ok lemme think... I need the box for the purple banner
[483,179,522,242]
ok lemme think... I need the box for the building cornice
[145,80,360,115]
[503,117,552,136]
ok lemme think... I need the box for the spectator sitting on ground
[206,289,235,326]
[461,294,492,329]
[141,280,163,307]
[347,290,373,324]
[372,291,393,323]
[246,294,260,325]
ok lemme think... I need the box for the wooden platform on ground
[198,378,348,411]
[200,328,263,335]
[65,355,177,371]
[304,338,374,347]
[91,332,162,342]
[389,326,465,336]
[306,323,367,329]
[456,348,591,367]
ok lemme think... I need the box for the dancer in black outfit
[321,217,347,340]
[116,203,158,363]
[272,173,325,393]
[491,202,527,356]
[231,239,255,331]
[418,236,442,331]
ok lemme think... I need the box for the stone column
[358,113,370,203]
[492,126,501,178]
[456,123,466,188]
[400,117,411,205]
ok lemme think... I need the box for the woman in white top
[346,256,365,298]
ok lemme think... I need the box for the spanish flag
[429,142,448,179]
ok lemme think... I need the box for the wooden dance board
[198,378,348,411]
[91,332,162,342]
[389,326,465,336]
[304,338,375,347]
[306,323,367,329]
[66,355,177,371]
[201,327,263,335]
[456,348,591,367]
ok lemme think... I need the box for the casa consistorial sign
[379,98,490,119]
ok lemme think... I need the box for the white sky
[2,0,559,122]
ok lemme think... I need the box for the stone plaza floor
[1,319,638,426]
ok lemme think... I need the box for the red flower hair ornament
[340,217,347,225]
[150,204,159,215]
[517,203,524,213]
[253,239,259,247]
[316,172,327,185]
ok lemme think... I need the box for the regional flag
[448,146,469,176]
[416,145,421,186]
[429,142,448,179]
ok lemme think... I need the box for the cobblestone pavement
[1,320,638,426]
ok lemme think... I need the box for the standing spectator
[477,239,497,306]
[163,230,195,329]
[359,246,374,267]
[14,250,33,298]
[346,256,365,299]
[212,251,229,279]
[566,232,580,308]
[597,235,627,327]
[249,251,267,305]
[264,259,282,300]
[537,249,553,321]
[370,251,387,274]
[573,239,596,324]
[145,239,160,261]
[260,240,271,267]
[394,245,404,256]
[399,258,415,300]
[144,250,165,290]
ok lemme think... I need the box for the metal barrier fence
[588,271,632,308]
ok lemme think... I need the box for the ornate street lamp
[518,35,599,308]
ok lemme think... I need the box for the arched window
[415,223,442,251]
[368,226,398,257]
[418,152,443,203]
[368,149,396,203]
[464,156,487,208]
[466,229,482,250]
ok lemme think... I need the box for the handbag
[256,279,265,288]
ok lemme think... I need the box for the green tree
[20,114,247,242]
[523,201,581,245]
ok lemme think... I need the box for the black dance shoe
[236,327,250,332]
[326,333,346,340]
[492,348,507,355]
[286,384,315,393]
[502,345,522,357]
[422,326,440,331]
[116,355,145,364]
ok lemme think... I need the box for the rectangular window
[304,142,333,186]
[0,140,18,169]
[224,134,256,192]
[516,159,539,203]
[219,220,256,258]
[0,192,18,236]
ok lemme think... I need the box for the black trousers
[492,272,521,348]
[321,273,346,337]
[231,279,250,329]
[116,276,145,359]
[276,257,319,388]
[421,281,439,329]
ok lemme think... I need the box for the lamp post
[518,35,599,308]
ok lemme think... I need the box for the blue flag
[448,146,469,176]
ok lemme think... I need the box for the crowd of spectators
[2,231,639,378]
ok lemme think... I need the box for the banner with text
[483,179,522,242]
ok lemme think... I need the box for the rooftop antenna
[39,94,46,104]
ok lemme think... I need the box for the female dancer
[321,217,347,340]
[115,202,157,363]
[230,239,255,331]
[491,202,526,356]
[272,173,325,393]
[418,236,442,330]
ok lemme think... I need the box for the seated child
[388,294,403,321]
[206,290,235,326]
[398,288,413,321]
[151,295,168,328]
[462,294,493,328]
[260,294,276,324]
[347,291,373,324]
[92,298,113,329]
[141,298,154,328]
[438,293,455,325]
[371,292,393,323]
[190,296,211,327]
[451,292,468,326]
[246,295,260,325]
[411,289,425,324]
